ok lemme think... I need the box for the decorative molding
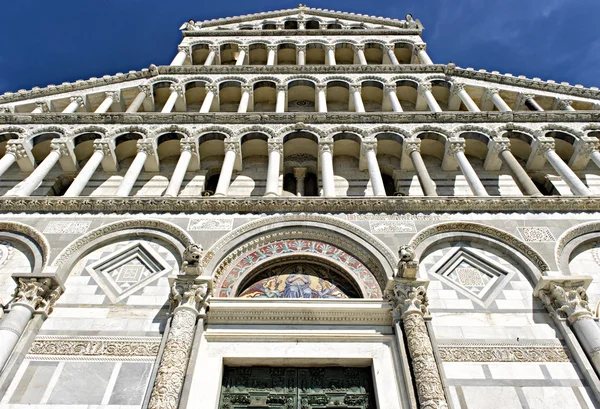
[438,343,570,362]
[187,217,234,231]
[517,227,555,242]
[43,220,91,234]
[369,220,417,233]
[27,336,161,360]
[0,221,49,268]
[555,221,600,269]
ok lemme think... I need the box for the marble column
[452,84,480,112]
[523,94,544,111]
[265,140,282,197]
[419,84,442,113]
[319,139,335,197]
[414,44,433,65]
[63,140,108,197]
[362,140,386,196]
[492,139,542,196]
[557,99,576,112]
[213,141,238,197]
[115,140,152,197]
[294,167,306,196]
[0,143,25,180]
[448,139,489,196]
[351,84,366,113]
[161,85,182,113]
[385,84,403,112]
[204,46,218,66]
[95,91,119,113]
[266,45,277,66]
[148,247,210,409]
[275,85,286,113]
[126,86,150,113]
[170,46,189,66]
[591,150,600,169]
[317,85,328,113]
[7,141,66,197]
[235,46,248,66]
[164,140,195,197]
[539,283,600,375]
[486,88,512,112]
[355,45,368,65]
[387,281,448,409]
[539,141,592,196]
[0,278,62,371]
[237,85,252,113]
[326,45,336,66]
[405,140,437,196]
[297,45,306,66]
[386,45,400,65]
[63,96,84,113]
[199,85,216,113]
[31,102,49,114]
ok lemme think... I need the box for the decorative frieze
[43,220,91,234]
[438,343,570,362]
[187,217,234,231]
[517,227,555,242]
[368,220,417,233]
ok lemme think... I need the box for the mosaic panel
[188,218,234,231]
[43,220,91,234]
[217,239,381,298]
[368,220,416,233]
[517,227,555,242]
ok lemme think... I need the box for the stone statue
[181,243,203,275]
[399,245,415,262]
[397,245,418,279]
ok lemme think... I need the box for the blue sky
[1,0,599,94]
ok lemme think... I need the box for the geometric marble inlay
[432,247,514,307]
[86,241,172,303]
[517,227,555,242]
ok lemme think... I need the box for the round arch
[555,221,600,273]
[0,221,49,275]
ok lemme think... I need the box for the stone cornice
[2,111,600,125]
[1,196,600,213]
[183,29,422,37]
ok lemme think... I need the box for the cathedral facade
[0,6,600,409]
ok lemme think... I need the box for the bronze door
[219,366,377,409]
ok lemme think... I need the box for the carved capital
[446,139,465,155]
[451,83,465,96]
[169,84,184,96]
[209,45,219,53]
[490,138,511,154]
[557,99,573,110]
[104,91,120,103]
[387,283,428,320]
[413,43,427,52]
[205,84,218,94]
[579,139,600,155]
[538,140,555,154]
[93,139,112,155]
[540,283,592,323]
[361,139,377,155]
[485,87,500,97]
[384,44,395,52]
[137,139,156,156]
[70,96,84,106]
[238,45,249,53]
[318,139,334,154]
[179,139,196,155]
[384,84,397,94]
[404,139,421,154]
[177,45,190,56]
[296,44,306,51]
[138,85,151,96]
[354,44,365,51]
[241,84,253,93]
[349,84,362,93]
[6,140,30,159]
[34,102,49,113]
[169,279,210,315]
[50,140,70,156]
[418,83,432,94]
[268,140,283,154]
[276,84,287,93]
[267,45,278,52]
[224,139,240,154]
[325,44,336,51]
[13,277,62,316]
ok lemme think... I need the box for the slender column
[486,88,512,112]
[385,85,403,112]
[492,140,542,196]
[405,140,437,196]
[95,91,119,113]
[362,140,386,196]
[326,45,336,66]
[351,84,366,113]
[170,46,189,66]
[275,85,286,113]
[419,84,442,113]
[126,86,150,113]
[204,46,218,66]
[448,139,489,196]
[235,46,247,66]
[161,85,182,113]
[294,167,306,196]
[115,141,152,197]
[213,142,238,197]
[414,44,433,65]
[541,143,592,196]
[591,150,600,169]
[319,139,335,197]
[297,45,306,66]
[63,142,107,197]
[237,85,252,113]
[387,281,448,409]
[355,45,368,65]
[315,85,328,113]
[0,278,62,371]
[453,83,480,112]
[0,147,20,180]
[523,94,544,111]
[265,141,283,197]
[164,142,194,197]
[148,246,210,409]
[63,96,83,113]
[199,85,216,113]
[539,283,600,375]
[557,99,576,111]
[386,45,400,65]
[31,102,49,114]
[266,45,277,66]
[7,142,65,197]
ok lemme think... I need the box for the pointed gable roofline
[190,6,422,31]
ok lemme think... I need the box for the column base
[212,193,227,197]
[264,192,279,197]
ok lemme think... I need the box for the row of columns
[170,43,434,67]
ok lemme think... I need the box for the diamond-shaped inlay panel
[86,241,172,303]
[454,267,486,287]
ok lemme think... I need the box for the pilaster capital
[104,91,120,103]
[490,137,511,154]
[138,85,151,96]
[404,139,421,154]
[418,82,432,94]
[318,138,334,154]
[34,101,49,113]
[6,140,31,159]
[384,83,397,94]
[446,137,466,155]
[413,43,427,52]
[50,139,71,156]
[137,139,157,156]
[169,278,211,316]
[268,140,283,154]
[70,95,84,106]
[386,280,429,321]
[539,283,592,323]
[13,277,63,317]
